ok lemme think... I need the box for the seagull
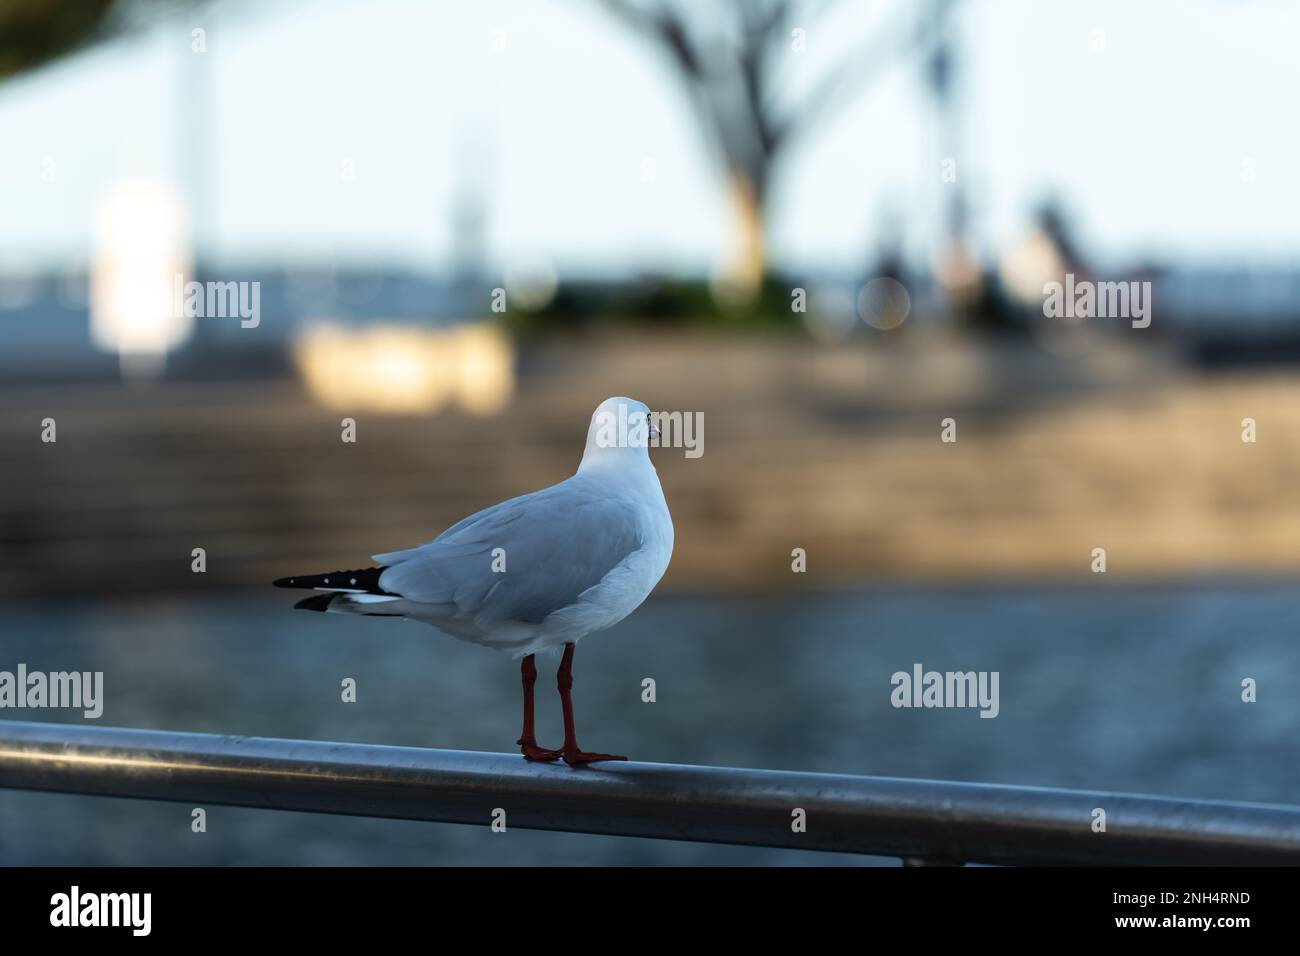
[274,396,674,766]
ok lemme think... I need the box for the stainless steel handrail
[2,721,1297,865]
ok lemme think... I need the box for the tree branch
[769,0,929,148]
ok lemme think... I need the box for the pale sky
[0,0,1296,278]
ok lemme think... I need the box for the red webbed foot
[518,738,562,762]
[562,747,627,767]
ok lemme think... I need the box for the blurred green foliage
[0,0,117,81]
[506,276,806,337]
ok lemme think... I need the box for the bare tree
[598,0,948,295]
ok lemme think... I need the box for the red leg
[517,654,560,761]
[557,642,626,766]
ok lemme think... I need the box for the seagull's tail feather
[273,566,391,593]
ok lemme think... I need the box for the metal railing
[2,720,1298,865]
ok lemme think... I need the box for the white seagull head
[579,396,659,472]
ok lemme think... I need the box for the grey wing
[375,482,644,625]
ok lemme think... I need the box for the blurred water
[2,583,1298,866]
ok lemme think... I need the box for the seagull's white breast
[535,463,673,650]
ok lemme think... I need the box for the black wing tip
[273,566,389,591]
[293,593,336,612]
